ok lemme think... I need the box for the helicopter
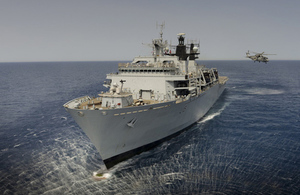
[246,50,276,63]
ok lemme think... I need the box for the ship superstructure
[64,26,228,170]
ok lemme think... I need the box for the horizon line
[0,59,299,63]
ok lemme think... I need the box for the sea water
[0,60,299,194]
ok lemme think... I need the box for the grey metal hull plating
[66,83,226,168]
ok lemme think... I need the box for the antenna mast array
[156,22,165,40]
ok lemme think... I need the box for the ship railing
[63,95,91,108]
[175,94,192,104]
[218,76,229,84]
[118,62,176,69]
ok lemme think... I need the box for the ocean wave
[60,117,67,121]
[13,144,21,148]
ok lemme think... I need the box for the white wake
[245,88,284,95]
[198,102,229,124]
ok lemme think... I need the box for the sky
[0,0,299,62]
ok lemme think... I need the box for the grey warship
[63,25,228,169]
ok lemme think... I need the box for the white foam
[161,172,184,177]
[200,113,220,123]
[14,144,21,148]
[93,172,112,180]
[198,102,229,124]
[246,88,284,95]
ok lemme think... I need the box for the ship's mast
[157,22,164,40]
[152,22,168,58]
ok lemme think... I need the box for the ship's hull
[66,83,226,168]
